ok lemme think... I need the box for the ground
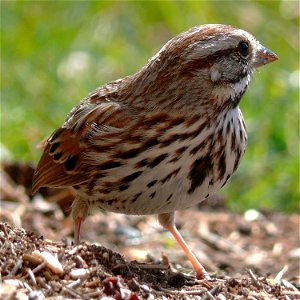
[0,162,299,299]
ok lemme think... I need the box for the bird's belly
[90,154,226,215]
[86,115,245,215]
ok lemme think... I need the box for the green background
[1,1,299,212]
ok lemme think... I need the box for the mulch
[0,161,299,299]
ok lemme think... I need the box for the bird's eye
[238,41,249,58]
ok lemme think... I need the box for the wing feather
[32,93,134,194]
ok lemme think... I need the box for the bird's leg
[71,196,89,245]
[74,217,82,244]
[158,212,210,280]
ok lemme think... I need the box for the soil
[0,161,299,299]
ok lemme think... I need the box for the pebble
[244,209,261,222]
[70,268,89,279]
[31,250,63,275]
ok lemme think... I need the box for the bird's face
[128,24,278,112]
[172,24,278,82]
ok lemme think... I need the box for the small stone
[3,279,23,288]
[32,250,63,275]
[141,284,150,292]
[244,209,261,222]
[70,268,89,279]
[289,248,300,259]
[28,290,45,300]
[120,288,131,299]
[147,294,154,300]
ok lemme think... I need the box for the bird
[32,24,278,279]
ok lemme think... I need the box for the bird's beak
[253,43,278,68]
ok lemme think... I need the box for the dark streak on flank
[148,153,168,168]
[135,158,148,168]
[168,146,188,163]
[147,180,157,188]
[89,173,106,191]
[188,156,213,194]
[189,140,206,155]
[168,156,180,163]
[120,171,143,183]
[116,148,142,159]
[239,129,244,141]
[142,137,159,149]
[156,117,185,135]
[138,113,170,128]
[221,174,231,188]
[159,134,180,147]
[98,187,113,194]
[116,137,159,160]
[233,149,241,172]
[166,194,173,201]
[231,130,236,152]
[99,160,122,170]
[218,152,226,180]
[176,146,188,155]
[131,192,142,203]
[119,184,129,191]
[168,117,185,127]
[184,115,199,127]
[160,122,206,148]
[150,192,156,199]
[96,172,107,179]
[226,122,231,135]
[160,167,181,184]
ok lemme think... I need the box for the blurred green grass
[1,1,299,212]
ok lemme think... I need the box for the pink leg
[159,213,210,280]
[74,217,82,244]
[71,197,89,245]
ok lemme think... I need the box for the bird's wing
[32,91,135,194]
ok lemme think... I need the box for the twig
[280,279,300,292]
[209,285,222,296]
[23,281,33,293]
[32,261,46,274]
[159,286,207,295]
[9,259,23,276]
[66,278,82,289]
[85,278,101,288]
[202,291,216,300]
[247,269,262,289]
[199,222,246,256]
[62,286,86,299]
[274,265,289,283]
[1,223,9,238]
[85,290,104,298]
[27,268,36,286]
[36,277,51,290]
[133,262,169,270]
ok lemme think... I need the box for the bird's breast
[84,109,247,215]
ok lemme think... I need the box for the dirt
[0,161,299,299]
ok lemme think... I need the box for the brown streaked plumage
[32,24,277,279]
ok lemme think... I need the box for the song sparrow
[32,24,277,279]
